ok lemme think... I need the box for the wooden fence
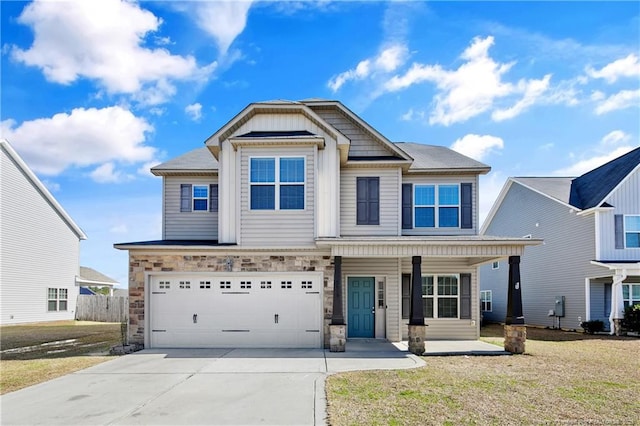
[75,295,128,322]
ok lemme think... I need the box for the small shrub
[580,320,605,334]
[621,304,640,333]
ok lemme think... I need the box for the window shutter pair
[459,273,472,319]
[356,177,380,225]
[180,184,192,212]
[401,183,472,229]
[614,214,624,249]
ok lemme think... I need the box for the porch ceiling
[316,236,542,261]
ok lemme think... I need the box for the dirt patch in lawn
[327,326,640,425]
[0,321,122,394]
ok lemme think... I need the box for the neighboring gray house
[480,147,640,332]
[1,139,87,325]
[115,99,538,349]
[77,266,118,296]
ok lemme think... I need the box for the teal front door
[348,277,375,338]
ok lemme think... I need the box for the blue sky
[2,1,639,288]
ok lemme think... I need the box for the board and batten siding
[402,175,478,236]
[342,258,401,341]
[1,146,80,324]
[311,108,393,157]
[239,146,315,247]
[597,167,640,261]
[482,182,602,330]
[401,258,479,340]
[340,168,400,236]
[163,176,218,240]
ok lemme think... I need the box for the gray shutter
[356,177,368,225]
[209,184,218,212]
[461,183,472,229]
[180,184,192,212]
[402,183,413,229]
[460,273,472,319]
[369,177,380,225]
[614,214,624,249]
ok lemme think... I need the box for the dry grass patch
[1,321,121,394]
[327,327,640,425]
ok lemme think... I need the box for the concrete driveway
[0,342,424,425]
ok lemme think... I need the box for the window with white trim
[47,288,68,312]
[624,215,640,248]
[492,261,499,270]
[622,284,640,309]
[180,184,218,212]
[481,290,492,312]
[414,184,460,228]
[250,157,304,210]
[422,275,459,318]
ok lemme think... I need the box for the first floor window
[622,284,640,309]
[625,216,640,248]
[481,290,492,312]
[48,288,68,312]
[422,275,459,318]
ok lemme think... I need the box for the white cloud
[109,224,129,234]
[0,106,154,175]
[594,89,640,115]
[586,54,640,83]
[187,1,253,56]
[11,0,214,105]
[185,103,203,122]
[90,162,133,184]
[42,179,61,193]
[492,74,551,121]
[328,44,409,92]
[400,108,426,122]
[554,131,634,176]
[385,36,523,125]
[451,134,504,161]
[590,90,606,101]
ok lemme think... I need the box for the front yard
[0,321,121,394]
[327,325,640,425]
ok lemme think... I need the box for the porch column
[329,256,346,352]
[408,255,426,355]
[504,255,526,354]
[609,271,627,335]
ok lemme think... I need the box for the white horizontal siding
[240,146,315,247]
[340,168,399,236]
[342,258,401,341]
[164,177,218,240]
[402,175,478,236]
[598,168,640,260]
[400,258,479,340]
[311,108,392,157]
[1,147,80,324]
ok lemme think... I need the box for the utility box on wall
[554,296,565,317]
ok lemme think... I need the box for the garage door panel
[150,274,322,348]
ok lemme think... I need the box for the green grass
[327,326,640,425]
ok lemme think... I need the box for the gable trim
[1,139,87,240]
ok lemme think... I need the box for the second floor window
[414,184,460,228]
[180,184,218,212]
[481,290,492,312]
[250,157,304,210]
[625,215,640,248]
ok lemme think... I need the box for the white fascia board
[1,139,87,240]
[75,277,116,287]
[576,206,614,216]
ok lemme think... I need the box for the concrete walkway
[0,340,504,425]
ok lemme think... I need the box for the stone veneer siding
[128,253,335,348]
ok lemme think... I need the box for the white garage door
[149,273,323,348]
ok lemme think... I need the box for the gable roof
[512,177,573,204]
[1,139,87,240]
[569,146,640,209]
[395,142,491,173]
[78,266,118,285]
[151,147,218,176]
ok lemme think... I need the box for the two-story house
[115,99,539,349]
[480,147,640,334]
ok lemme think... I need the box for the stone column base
[504,324,526,354]
[408,324,426,356]
[613,319,623,336]
[329,324,346,352]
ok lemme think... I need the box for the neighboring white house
[77,266,118,296]
[115,99,539,349]
[1,139,87,325]
[480,147,640,333]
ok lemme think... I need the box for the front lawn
[0,321,121,394]
[327,326,640,425]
